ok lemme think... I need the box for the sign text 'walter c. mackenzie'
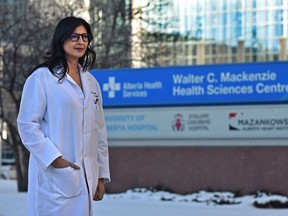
[91,62,288,107]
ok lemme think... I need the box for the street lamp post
[0,46,3,176]
[0,131,1,179]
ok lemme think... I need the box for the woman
[17,16,110,216]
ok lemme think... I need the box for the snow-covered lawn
[1,179,288,216]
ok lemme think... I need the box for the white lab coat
[17,67,110,216]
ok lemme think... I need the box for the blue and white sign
[104,105,288,140]
[90,62,288,107]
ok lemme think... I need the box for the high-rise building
[133,0,288,67]
[1,0,287,67]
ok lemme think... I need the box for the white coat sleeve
[96,82,111,183]
[17,74,62,169]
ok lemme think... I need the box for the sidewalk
[1,179,288,216]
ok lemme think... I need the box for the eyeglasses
[69,33,91,42]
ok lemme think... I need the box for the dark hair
[36,16,96,82]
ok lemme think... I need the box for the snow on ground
[1,180,288,216]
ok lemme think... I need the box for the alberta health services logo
[229,112,288,131]
[102,77,121,98]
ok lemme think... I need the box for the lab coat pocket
[52,166,83,198]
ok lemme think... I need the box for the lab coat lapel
[51,68,84,100]
[66,74,84,100]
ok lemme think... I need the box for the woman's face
[63,25,89,63]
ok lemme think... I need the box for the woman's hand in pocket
[51,156,80,170]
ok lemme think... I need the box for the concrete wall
[106,143,288,195]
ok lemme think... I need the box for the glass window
[276,0,283,6]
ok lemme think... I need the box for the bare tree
[0,3,60,191]
[133,0,177,67]
[89,0,132,68]
[89,0,177,68]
